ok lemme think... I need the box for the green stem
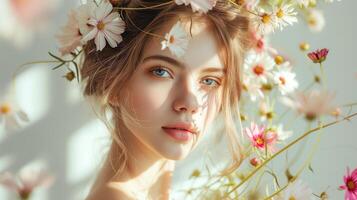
[319,62,326,87]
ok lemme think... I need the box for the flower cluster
[56,1,126,54]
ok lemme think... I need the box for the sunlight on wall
[15,66,50,127]
[66,119,110,185]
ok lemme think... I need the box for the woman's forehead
[141,18,225,72]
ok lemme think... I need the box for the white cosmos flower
[161,21,189,58]
[244,52,275,84]
[76,2,95,36]
[0,95,29,132]
[242,75,264,102]
[273,67,299,95]
[175,0,217,13]
[275,180,313,200]
[273,4,298,31]
[81,1,126,51]
[307,9,325,32]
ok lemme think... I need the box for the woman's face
[121,19,225,160]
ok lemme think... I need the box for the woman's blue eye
[202,78,220,87]
[151,67,171,78]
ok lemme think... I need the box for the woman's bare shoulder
[85,185,135,200]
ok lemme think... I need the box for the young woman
[77,0,252,199]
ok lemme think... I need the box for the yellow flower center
[347,180,356,190]
[253,64,265,76]
[261,14,271,24]
[256,137,264,145]
[299,42,310,51]
[277,9,284,18]
[169,35,175,44]
[289,196,296,200]
[279,76,286,85]
[308,17,317,26]
[275,55,284,65]
[97,21,105,31]
[0,103,11,114]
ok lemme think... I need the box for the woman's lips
[162,127,193,142]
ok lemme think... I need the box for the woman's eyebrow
[142,54,226,74]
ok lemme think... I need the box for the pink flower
[339,167,357,200]
[281,90,336,121]
[244,122,277,151]
[0,161,55,200]
[307,48,329,64]
[56,10,83,56]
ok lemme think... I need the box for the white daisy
[307,9,325,32]
[161,21,189,58]
[0,95,29,132]
[252,8,277,35]
[81,1,126,51]
[175,0,217,13]
[244,52,275,84]
[273,66,299,95]
[275,180,313,200]
[273,4,298,31]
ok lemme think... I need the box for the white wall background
[0,0,356,199]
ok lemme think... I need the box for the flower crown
[53,0,306,81]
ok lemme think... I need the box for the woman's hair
[80,0,252,177]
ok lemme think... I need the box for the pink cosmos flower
[244,122,277,151]
[0,161,55,200]
[81,1,126,51]
[307,48,329,64]
[175,0,217,13]
[339,167,357,200]
[281,90,336,121]
[56,10,83,56]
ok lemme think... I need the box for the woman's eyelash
[149,65,222,88]
[150,66,172,78]
[201,78,221,88]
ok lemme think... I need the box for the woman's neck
[87,136,175,199]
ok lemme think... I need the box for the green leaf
[48,52,64,62]
[52,62,65,70]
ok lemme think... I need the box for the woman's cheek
[129,79,172,119]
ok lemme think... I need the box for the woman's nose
[173,79,201,114]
